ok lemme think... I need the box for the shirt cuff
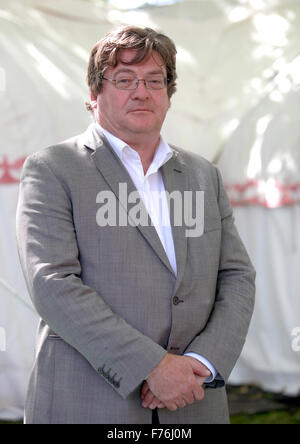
[184,352,217,383]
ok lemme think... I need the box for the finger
[195,375,207,386]
[142,390,155,408]
[180,387,195,405]
[141,381,150,400]
[181,376,204,405]
[175,398,187,409]
[149,397,164,410]
[187,358,211,378]
[164,402,178,412]
[193,385,205,401]
[182,392,195,405]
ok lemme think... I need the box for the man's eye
[147,78,164,86]
[117,78,133,84]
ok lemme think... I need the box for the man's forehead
[114,48,166,71]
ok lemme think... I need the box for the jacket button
[173,296,183,305]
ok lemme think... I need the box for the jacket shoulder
[170,144,219,181]
[27,133,86,165]
[21,132,93,191]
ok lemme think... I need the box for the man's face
[94,49,171,143]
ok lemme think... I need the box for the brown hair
[87,26,177,102]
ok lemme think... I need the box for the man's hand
[141,354,211,411]
[141,375,207,410]
[141,381,165,409]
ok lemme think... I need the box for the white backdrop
[229,205,300,395]
[0,187,38,420]
[1,0,300,420]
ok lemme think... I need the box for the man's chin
[127,119,160,134]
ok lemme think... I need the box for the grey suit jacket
[16,123,255,424]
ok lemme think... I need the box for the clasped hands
[141,353,211,412]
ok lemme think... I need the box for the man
[16,26,255,424]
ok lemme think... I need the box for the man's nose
[132,80,150,98]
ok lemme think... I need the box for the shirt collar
[96,123,173,174]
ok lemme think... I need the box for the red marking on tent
[225,180,300,208]
[0,156,26,184]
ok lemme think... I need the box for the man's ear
[89,92,98,110]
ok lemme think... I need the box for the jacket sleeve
[184,166,256,386]
[16,153,167,399]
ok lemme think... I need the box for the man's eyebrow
[113,68,165,76]
[113,68,135,75]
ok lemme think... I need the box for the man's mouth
[128,109,152,113]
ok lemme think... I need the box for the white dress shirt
[97,123,216,383]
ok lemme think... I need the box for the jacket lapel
[81,124,175,276]
[161,149,188,292]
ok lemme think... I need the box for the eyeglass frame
[99,74,168,91]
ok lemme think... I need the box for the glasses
[100,74,168,90]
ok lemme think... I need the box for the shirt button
[173,296,180,305]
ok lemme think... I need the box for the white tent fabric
[0,0,92,420]
[217,42,300,394]
[218,60,300,208]
[0,187,38,420]
[1,0,300,419]
[229,205,300,396]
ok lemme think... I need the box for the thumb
[188,357,211,377]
